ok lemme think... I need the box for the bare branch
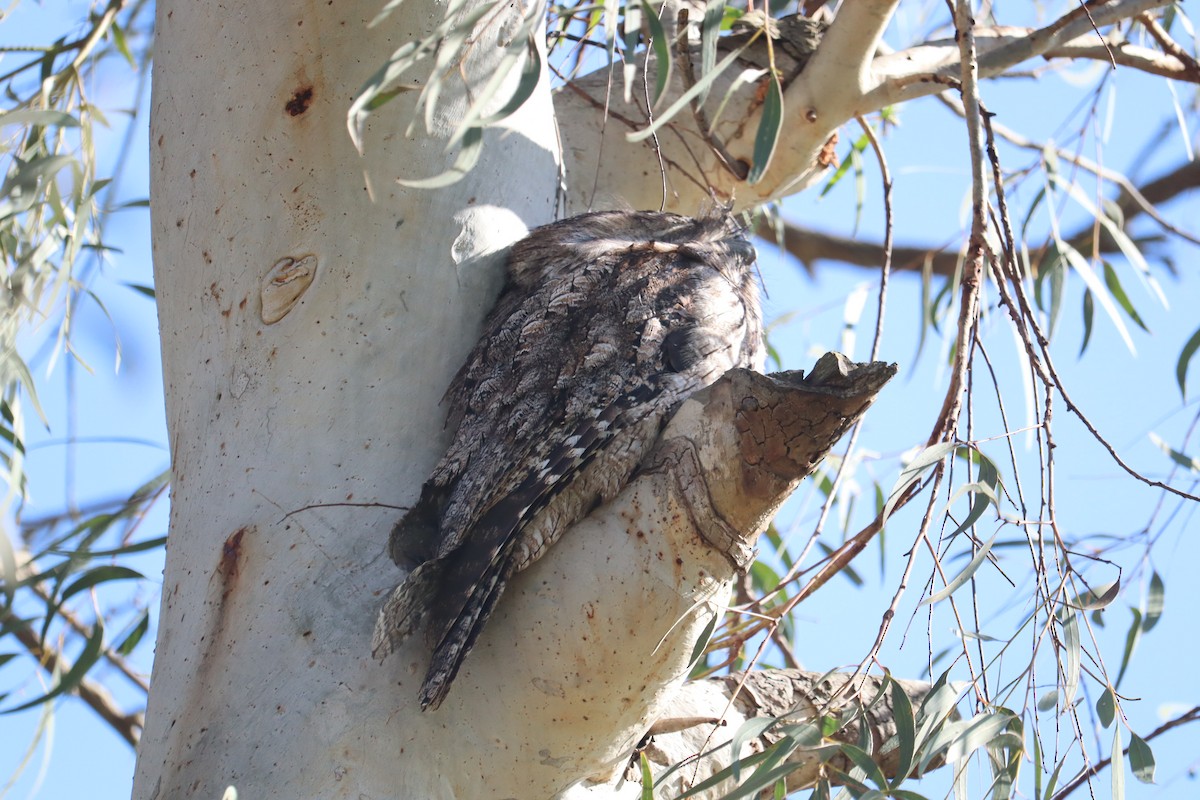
[869,0,1178,109]
[756,219,961,276]
[1053,705,1200,799]
[1049,39,1200,81]
[1138,11,1200,80]
[760,159,1200,278]
[3,608,143,747]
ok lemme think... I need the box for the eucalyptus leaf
[920,533,998,606]
[1128,732,1155,784]
[747,72,783,185]
[1176,325,1200,399]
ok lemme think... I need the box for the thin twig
[3,608,143,747]
[1052,705,1200,799]
[674,11,749,181]
[29,584,150,693]
[856,116,893,362]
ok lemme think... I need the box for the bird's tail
[372,559,444,660]
[418,541,517,711]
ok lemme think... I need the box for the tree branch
[643,671,943,798]
[870,0,1180,109]
[3,608,143,747]
[557,0,1175,215]
[759,159,1200,278]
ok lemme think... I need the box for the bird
[372,209,764,711]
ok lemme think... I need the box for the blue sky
[1,3,1198,799]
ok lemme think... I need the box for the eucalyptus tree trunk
[137,0,563,796]
[137,1,904,798]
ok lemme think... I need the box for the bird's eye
[663,328,695,373]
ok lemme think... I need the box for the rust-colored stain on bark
[218,527,250,598]
[285,86,314,116]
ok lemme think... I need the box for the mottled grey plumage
[373,210,763,710]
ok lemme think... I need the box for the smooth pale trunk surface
[134,0,597,797]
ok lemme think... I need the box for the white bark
[138,0,564,796]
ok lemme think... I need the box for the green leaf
[699,0,725,103]
[730,717,779,781]
[641,0,672,106]
[839,743,889,791]
[719,761,807,800]
[1101,262,1148,331]
[1036,691,1058,712]
[397,125,484,188]
[115,609,150,656]
[1096,687,1115,728]
[627,40,752,142]
[1044,752,1069,800]
[111,21,136,67]
[671,749,772,798]
[53,532,160,560]
[639,751,655,799]
[1044,243,1065,338]
[779,720,824,747]
[61,565,145,602]
[478,35,542,128]
[816,540,863,586]
[3,154,75,195]
[1050,172,1166,310]
[747,72,783,185]
[883,443,954,524]
[1032,730,1044,800]
[1111,725,1125,800]
[986,720,1022,800]
[944,483,995,539]
[1079,289,1095,356]
[1176,325,1200,399]
[920,533,998,606]
[821,132,870,198]
[1148,432,1200,472]
[1069,580,1120,611]
[943,711,1015,765]
[1056,241,1135,354]
[347,39,427,150]
[2,621,105,714]
[0,526,16,607]
[1114,607,1141,690]
[124,282,155,299]
[1061,611,1080,706]
[889,676,918,782]
[1143,572,1164,632]
[915,671,960,748]
[0,109,80,128]
[1128,732,1155,784]
[369,0,409,27]
[688,609,719,668]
